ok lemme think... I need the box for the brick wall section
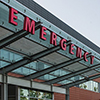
[33,79,45,82]
[89,73,100,83]
[8,73,45,82]
[8,72,24,77]
[54,92,66,100]
[53,84,61,86]
[93,78,100,83]
[70,87,100,100]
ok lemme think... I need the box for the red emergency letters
[8,7,95,64]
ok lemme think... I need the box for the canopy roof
[0,0,100,89]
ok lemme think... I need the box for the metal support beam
[24,53,90,80]
[35,21,43,30]
[0,30,27,49]
[66,88,69,100]
[61,73,100,88]
[0,22,42,49]
[16,86,19,100]
[0,45,60,74]
[1,74,8,100]
[44,62,100,84]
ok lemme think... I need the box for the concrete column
[98,83,100,93]
[1,74,8,100]
[66,88,69,100]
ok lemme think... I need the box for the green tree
[94,87,97,92]
[83,84,87,89]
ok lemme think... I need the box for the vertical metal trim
[66,88,69,100]
[18,87,20,100]
[1,74,8,100]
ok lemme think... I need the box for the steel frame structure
[60,73,100,88]
[0,2,100,100]
[44,63,100,84]
[24,54,91,80]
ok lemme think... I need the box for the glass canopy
[0,0,100,89]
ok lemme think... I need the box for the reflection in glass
[38,92,45,99]
[79,81,99,92]
[1,49,9,61]
[20,89,29,96]
[20,88,52,100]
[46,93,52,99]
[29,90,38,98]
[0,49,23,62]
[14,53,22,61]
[0,61,10,68]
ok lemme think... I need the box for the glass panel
[79,81,99,92]
[1,49,9,61]
[38,92,45,99]
[0,2,24,32]
[50,69,60,76]
[29,90,38,98]
[26,61,51,71]
[20,89,29,96]
[29,62,37,70]
[46,93,52,99]
[44,74,49,80]
[0,61,10,68]
[96,67,100,72]
[20,88,52,100]
[14,53,22,61]
[9,52,14,62]
[48,75,56,80]
[0,49,23,62]
[12,67,36,75]
[44,64,51,69]
[59,80,72,85]
[39,74,57,80]
[60,69,70,76]
[50,69,70,77]
[70,75,84,81]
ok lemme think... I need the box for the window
[20,88,53,100]
[79,81,98,92]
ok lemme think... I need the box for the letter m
[23,17,35,34]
